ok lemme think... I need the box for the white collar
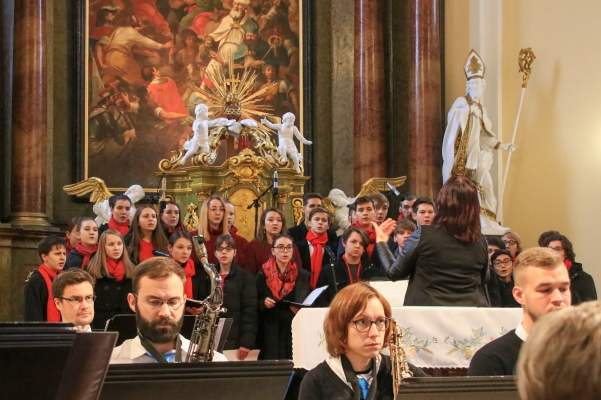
[325,354,381,390]
[129,334,190,360]
[515,322,528,342]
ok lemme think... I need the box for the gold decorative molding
[195,190,213,204]
[183,203,199,232]
[292,198,303,226]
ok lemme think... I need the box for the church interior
[0,0,599,398]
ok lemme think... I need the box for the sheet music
[302,285,328,305]
[222,349,261,361]
[369,280,408,307]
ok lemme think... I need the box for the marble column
[10,0,49,226]
[354,0,386,194]
[409,0,442,200]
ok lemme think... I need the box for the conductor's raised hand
[372,219,395,242]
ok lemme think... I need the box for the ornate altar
[159,148,309,241]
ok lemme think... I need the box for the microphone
[159,173,167,209]
[386,182,402,198]
[324,246,336,261]
[152,249,172,258]
[272,170,279,196]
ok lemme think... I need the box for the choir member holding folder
[256,234,310,360]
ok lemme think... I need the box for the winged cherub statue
[63,178,145,226]
[322,177,407,235]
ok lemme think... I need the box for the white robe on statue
[442,96,502,230]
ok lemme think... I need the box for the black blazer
[377,225,490,307]
[90,275,133,330]
[65,248,97,270]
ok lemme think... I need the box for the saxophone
[186,235,225,362]
[389,318,412,399]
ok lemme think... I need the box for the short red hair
[324,282,392,357]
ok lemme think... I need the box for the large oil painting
[79,0,306,190]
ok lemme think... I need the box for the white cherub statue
[92,184,145,226]
[261,112,312,174]
[181,104,228,165]
[327,189,353,235]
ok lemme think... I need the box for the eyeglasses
[493,259,513,267]
[351,317,390,333]
[548,246,564,252]
[503,240,517,246]
[58,295,96,305]
[216,246,234,253]
[273,245,293,252]
[209,207,225,212]
[133,294,183,311]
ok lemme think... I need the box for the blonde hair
[87,230,136,279]
[517,301,601,400]
[198,195,228,240]
[502,231,523,253]
[513,247,564,286]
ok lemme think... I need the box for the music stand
[0,322,117,400]
[100,361,294,400]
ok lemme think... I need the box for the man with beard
[110,258,227,363]
[468,248,571,376]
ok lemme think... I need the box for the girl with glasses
[501,231,522,261]
[245,207,302,276]
[298,282,426,400]
[86,229,136,329]
[490,249,519,308]
[256,234,310,360]
[198,234,258,360]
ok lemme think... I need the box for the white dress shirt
[515,322,528,342]
[110,334,228,364]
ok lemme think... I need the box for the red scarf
[166,225,182,236]
[262,257,298,301]
[208,226,223,238]
[64,236,73,254]
[108,216,130,237]
[75,242,98,269]
[353,221,377,257]
[182,259,196,299]
[37,264,61,322]
[564,259,573,270]
[306,230,329,289]
[230,225,239,235]
[342,254,363,284]
[106,258,125,281]
[139,240,155,262]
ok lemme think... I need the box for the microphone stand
[324,247,338,295]
[247,183,274,238]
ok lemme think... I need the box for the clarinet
[186,235,225,362]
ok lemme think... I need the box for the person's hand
[249,60,263,68]
[185,305,204,315]
[469,104,482,119]
[372,219,395,242]
[162,41,174,49]
[209,51,218,59]
[290,306,300,314]
[265,297,276,308]
[304,140,312,145]
[499,142,517,152]
[123,129,136,144]
[237,347,251,360]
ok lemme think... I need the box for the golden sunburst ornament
[186,57,277,125]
